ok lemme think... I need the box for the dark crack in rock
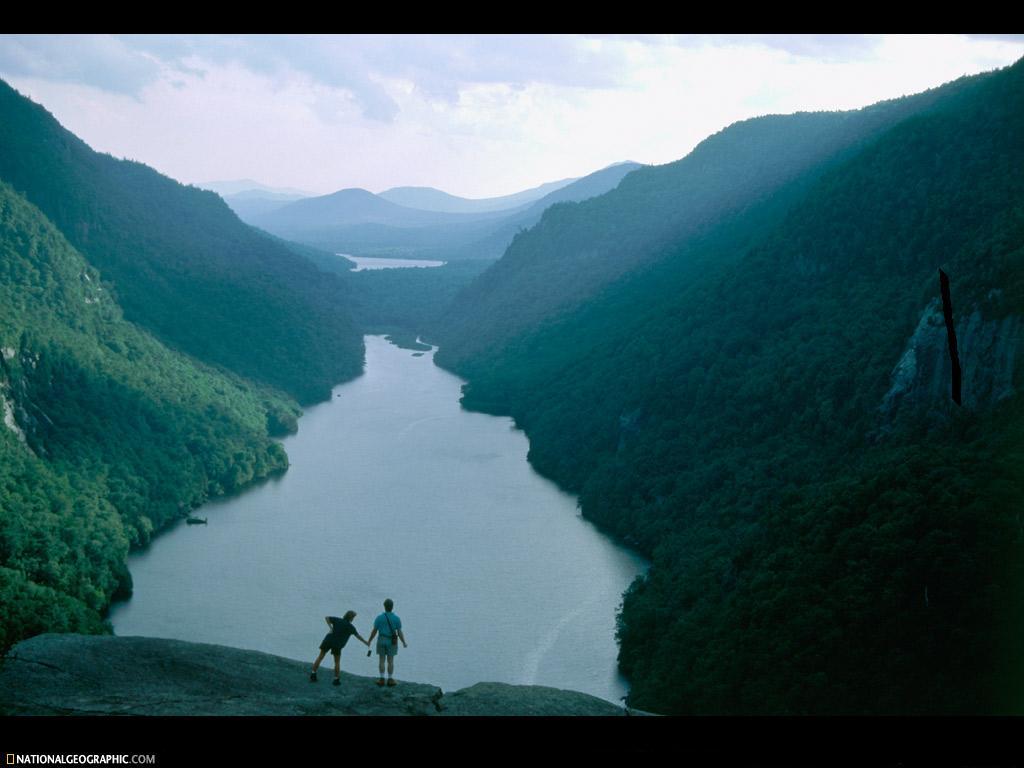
[879,298,1020,424]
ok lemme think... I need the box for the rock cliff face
[0,343,48,456]
[0,635,645,716]
[879,297,1020,422]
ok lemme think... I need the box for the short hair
[343,610,357,622]
[383,598,394,612]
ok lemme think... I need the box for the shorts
[376,637,398,657]
[320,634,344,655]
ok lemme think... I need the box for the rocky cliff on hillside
[879,296,1020,422]
[0,634,646,716]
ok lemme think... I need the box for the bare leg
[311,648,327,672]
[387,656,394,678]
[333,651,341,679]
[378,654,385,677]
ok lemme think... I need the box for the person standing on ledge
[367,598,407,686]
[309,610,370,685]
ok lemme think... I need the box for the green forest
[0,80,363,405]
[0,180,297,652]
[0,79,374,655]
[432,60,1024,713]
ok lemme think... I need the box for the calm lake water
[110,335,647,703]
[342,254,446,270]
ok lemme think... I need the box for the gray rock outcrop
[879,297,1020,423]
[436,682,629,716]
[0,634,634,716]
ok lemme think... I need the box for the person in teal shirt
[366,598,407,686]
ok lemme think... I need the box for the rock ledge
[0,635,647,716]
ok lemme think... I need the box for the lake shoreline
[110,335,647,704]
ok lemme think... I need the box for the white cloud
[1,34,1021,198]
[0,34,160,96]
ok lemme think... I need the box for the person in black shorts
[309,610,370,685]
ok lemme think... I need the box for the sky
[1,34,1023,199]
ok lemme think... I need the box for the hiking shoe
[309,671,317,682]
[332,678,340,686]
[375,678,385,687]
[387,678,397,687]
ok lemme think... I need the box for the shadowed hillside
[432,61,1024,713]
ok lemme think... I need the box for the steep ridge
[433,76,978,372]
[441,161,644,261]
[0,80,362,404]
[431,61,1024,713]
[0,180,296,653]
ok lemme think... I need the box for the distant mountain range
[196,179,314,197]
[209,174,581,219]
[244,162,643,261]
[254,187,517,230]
[378,177,576,214]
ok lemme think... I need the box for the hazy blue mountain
[378,176,577,213]
[431,60,1024,714]
[196,179,313,197]
[252,187,515,233]
[222,189,310,220]
[528,161,641,209]
[197,180,312,219]
[444,161,644,260]
[0,79,363,404]
[251,163,643,261]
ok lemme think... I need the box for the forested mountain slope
[434,75,979,372]
[0,80,362,404]
[433,60,1024,713]
[439,162,644,261]
[0,181,298,653]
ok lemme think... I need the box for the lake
[342,254,446,271]
[109,335,647,704]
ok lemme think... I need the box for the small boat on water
[186,516,207,525]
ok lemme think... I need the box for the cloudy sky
[2,34,1022,198]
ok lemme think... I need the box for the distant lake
[342,254,446,271]
[110,336,647,704]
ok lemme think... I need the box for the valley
[1,42,1022,720]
